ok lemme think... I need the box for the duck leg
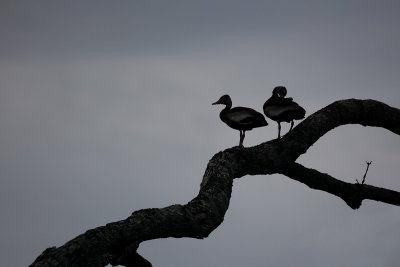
[289,120,294,132]
[239,130,245,147]
[277,122,281,139]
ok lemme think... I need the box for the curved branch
[31,99,400,267]
[279,162,400,209]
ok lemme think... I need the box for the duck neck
[221,102,231,112]
[220,103,231,119]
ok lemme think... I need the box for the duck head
[212,94,232,107]
[272,86,287,98]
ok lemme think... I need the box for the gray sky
[1,1,400,266]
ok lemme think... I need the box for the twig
[356,161,372,184]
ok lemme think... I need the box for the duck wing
[264,97,305,120]
[224,107,267,128]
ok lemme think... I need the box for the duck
[263,86,306,138]
[212,94,268,147]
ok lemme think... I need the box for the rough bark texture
[31,99,400,267]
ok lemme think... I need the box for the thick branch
[31,99,400,267]
[279,162,400,209]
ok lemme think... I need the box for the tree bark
[31,99,400,267]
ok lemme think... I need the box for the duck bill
[212,100,220,105]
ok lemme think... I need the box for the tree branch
[31,99,400,267]
[279,162,400,209]
[356,161,372,184]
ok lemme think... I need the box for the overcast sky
[1,1,400,266]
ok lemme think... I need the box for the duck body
[263,97,305,122]
[220,106,268,131]
[263,86,305,138]
[213,95,268,146]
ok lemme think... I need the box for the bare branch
[356,161,372,184]
[279,162,400,209]
[362,161,372,184]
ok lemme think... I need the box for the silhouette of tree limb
[279,162,400,209]
[31,99,400,267]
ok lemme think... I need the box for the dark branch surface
[31,99,400,267]
[279,162,400,209]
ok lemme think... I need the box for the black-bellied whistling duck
[263,86,306,138]
[212,95,268,147]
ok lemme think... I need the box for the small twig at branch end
[356,161,372,184]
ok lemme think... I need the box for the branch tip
[356,161,372,185]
